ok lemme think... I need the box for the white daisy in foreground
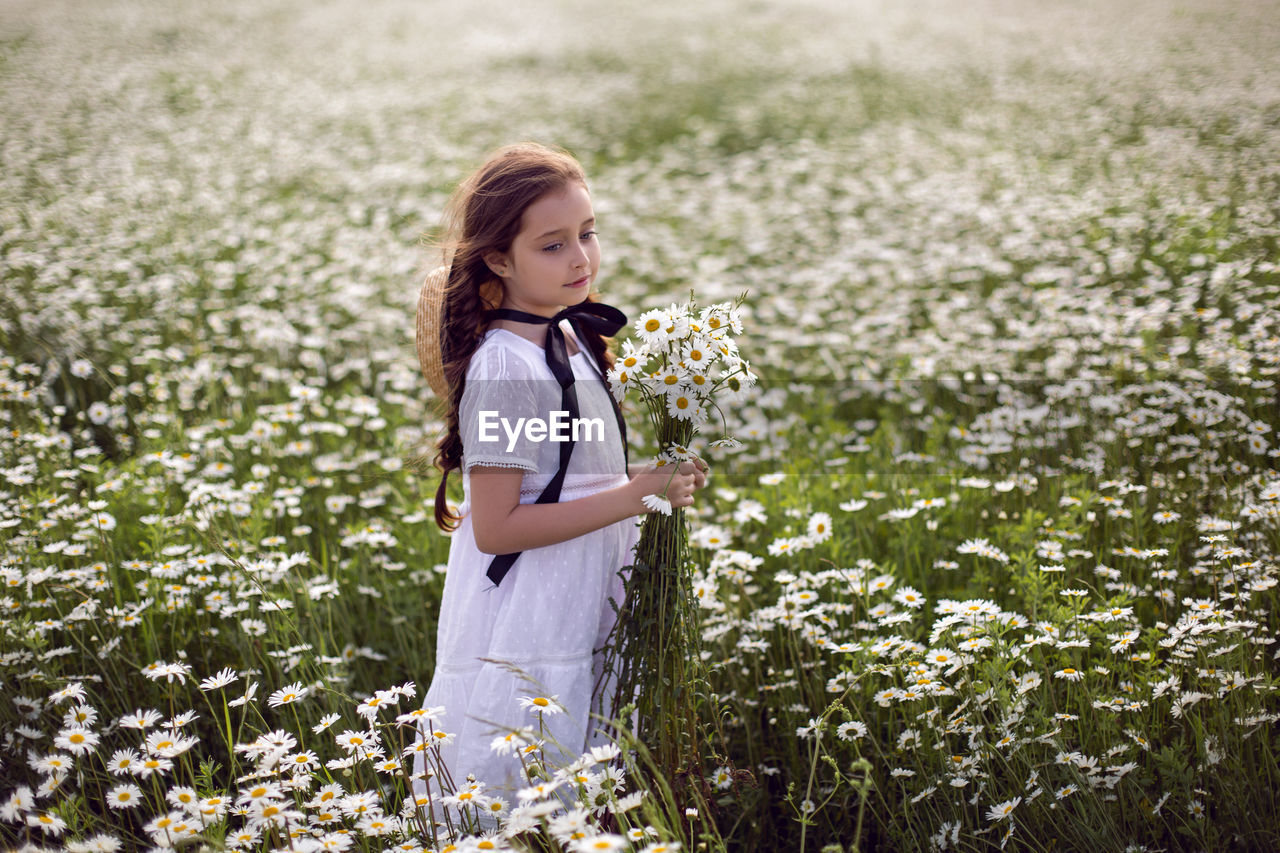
[517,695,565,716]
[637,835,680,850]
[642,493,672,515]
[572,834,628,852]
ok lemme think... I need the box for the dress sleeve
[459,341,546,473]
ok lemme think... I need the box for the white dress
[412,325,639,810]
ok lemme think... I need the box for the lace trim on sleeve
[464,458,538,473]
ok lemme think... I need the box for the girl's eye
[542,231,596,252]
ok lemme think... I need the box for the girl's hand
[689,456,709,492]
[629,459,708,513]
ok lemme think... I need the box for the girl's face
[485,181,600,318]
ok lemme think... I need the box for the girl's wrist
[627,464,657,514]
[624,476,650,515]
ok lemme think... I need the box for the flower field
[2,0,1279,850]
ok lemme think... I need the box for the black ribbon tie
[481,301,630,587]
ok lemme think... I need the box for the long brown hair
[427,142,617,531]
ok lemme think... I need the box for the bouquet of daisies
[596,294,755,788]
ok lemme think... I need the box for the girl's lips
[565,276,590,288]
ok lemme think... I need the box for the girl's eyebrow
[534,217,595,241]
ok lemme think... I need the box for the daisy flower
[806,512,833,542]
[33,753,73,775]
[518,695,565,716]
[618,338,649,368]
[356,690,400,720]
[54,728,99,755]
[228,682,259,708]
[665,388,706,423]
[653,363,689,392]
[606,363,636,402]
[986,796,1021,822]
[636,309,674,346]
[423,728,455,747]
[27,811,67,836]
[267,682,308,709]
[893,586,926,609]
[355,813,400,836]
[642,493,673,516]
[836,721,868,741]
[679,337,713,372]
[237,781,284,807]
[199,667,238,691]
[517,780,565,802]
[312,712,341,733]
[335,729,379,754]
[572,834,629,852]
[49,682,86,705]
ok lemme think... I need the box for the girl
[410,142,707,817]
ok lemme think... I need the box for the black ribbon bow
[481,301,630,587]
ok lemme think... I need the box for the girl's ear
[483,249,509,279]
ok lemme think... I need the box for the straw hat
[415,265,450,400]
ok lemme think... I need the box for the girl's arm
[469,462,702,555]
